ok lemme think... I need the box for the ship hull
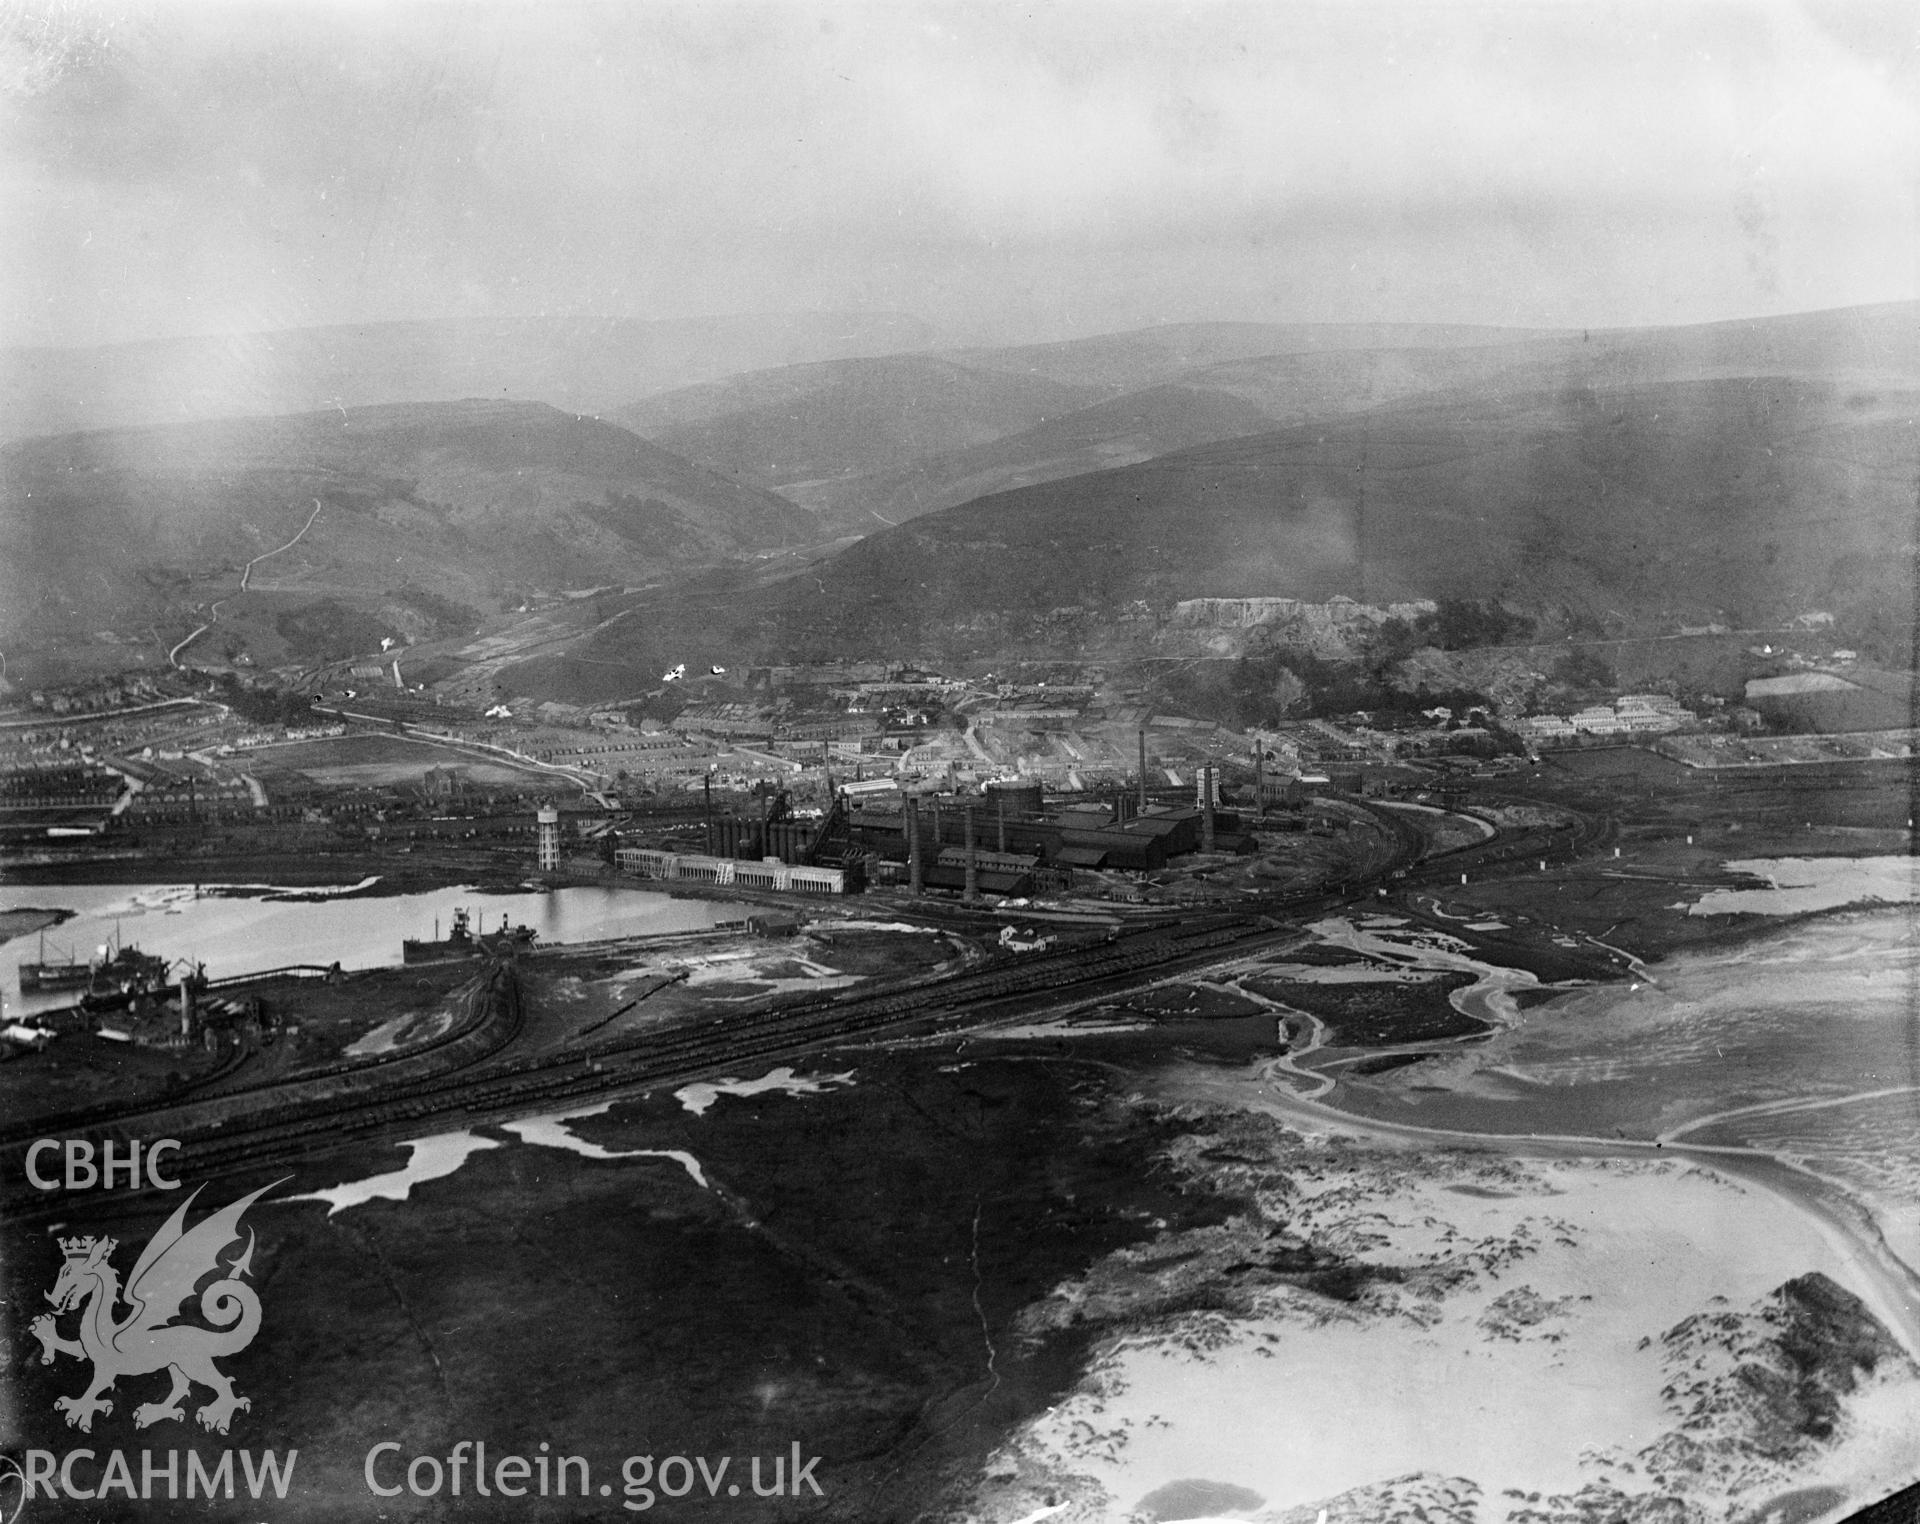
[19,963,92,992]
[401,930,535,964]
[401,940,480,964]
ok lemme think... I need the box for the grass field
[249,730,545,785]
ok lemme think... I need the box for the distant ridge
[614,354,1111,487]
[945,319,1568,391]
[564,362,1918,678]
[765,302,1920,531]
[0,311,935,443]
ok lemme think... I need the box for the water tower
[536,803,561,872]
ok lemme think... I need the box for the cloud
[0,0,1912,348]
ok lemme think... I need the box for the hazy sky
[2,0,1914,348]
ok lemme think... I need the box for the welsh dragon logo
[30,1180,285,1435]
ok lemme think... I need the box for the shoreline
[0,905,78,946]
[1217,1063,1920,1365]
[979,1046,1920,1524]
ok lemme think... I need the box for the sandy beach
[964,898,1920,1524]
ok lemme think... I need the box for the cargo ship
[18,931,92,992]
[79,943,178,1012]
[402,906,538,964]
[19,930,176,1004]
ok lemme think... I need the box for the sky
[1,0,1914,349]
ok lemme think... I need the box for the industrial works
[4,9,1916,1521]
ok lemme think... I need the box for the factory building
[983,776,1045,819]
[872,847,1038,897]
[706,815,821,865]
[615,846,845,894]
[845,782,1252,886]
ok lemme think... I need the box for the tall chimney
[1253,741,1265,820]
[1137,729,1149,811]
[1202,764,1217,852]
[964,807,980,903]
[703,773,714,855]
[906,796,924,895]
[178,976,194,1037]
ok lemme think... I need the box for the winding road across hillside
[168,498,324,668]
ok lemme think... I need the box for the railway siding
[0,915,1287,1208]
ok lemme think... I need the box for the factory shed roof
[921,865,1033,895]
[935,847,1041,872]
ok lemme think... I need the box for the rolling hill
[0,311,934,444]
[558,371,1918,682]
[612,354,1110,488]
[0,400,814,649]
[610,321,1564,522]
[797,347,1536,530]
[795,303,1920,531]
[945,320,1561,391]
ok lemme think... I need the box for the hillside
[613,355,1109,488]
[1473,300,1920,399]
[946,320,1560,391]
[0,311,934,444]
[612,321,1560,518]
[563,373,1919,679]
[799,303,1920,530]
[0,401,814,649]
[803,383,1286,528]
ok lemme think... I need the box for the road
[308,705,606,789]
[168,498,324,668]
[0,697,200,731]
[240,498,324,591]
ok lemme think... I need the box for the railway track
[0,913,1288,1204]
[4,961,525,1146]
[0,794,1458,1207]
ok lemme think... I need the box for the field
[3,1043,1240,1521]
[1242,968,1481,1045]
[1436,749,1920,962]
[249,731,546,786]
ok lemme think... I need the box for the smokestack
[906,796,925,895]
[1137,730,1148,811]
[964,807,979,903]
[1203,765,1216,852]
[1253,742,1265,820]
[178,976,193,1037]
[703,773,714,855]
[996,793,1007,853]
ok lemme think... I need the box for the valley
[3,300,1915,1524]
